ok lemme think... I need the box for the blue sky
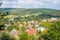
[0,0,60,10]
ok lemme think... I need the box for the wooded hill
[0,8,60,18]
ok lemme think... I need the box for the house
[17,22,23,27]
[28,23,33,30]
[35,24,39,28]
[10,29,19,36]
[30,20,35,24]
[37,27,46,32]
[25,29,37,35]
[50,18,57,21]
[10,29,19,40]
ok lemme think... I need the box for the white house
[37,27,46,32]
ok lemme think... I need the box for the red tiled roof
[27,30,37,35]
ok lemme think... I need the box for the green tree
[40,21,60,40]
[7,24,19,32]
[0,32,15,40]
[0,24,5,30]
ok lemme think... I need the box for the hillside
[0,8,60,18]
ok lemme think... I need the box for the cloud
[46,0,60,4]
[17,0,46,8]
[52,0,60,4]
[0,0,60,9]
[0,0,18,8]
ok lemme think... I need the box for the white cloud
[52,0,60,4]
[3,1,17,4]
[0,0,18,8]
[17,0,46,8]
[0,0,60,9]
[47,0,60,4]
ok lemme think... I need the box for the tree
[6,24,19,32]
[6,12,10,15]
[19,31,37,40]
[0,24,5,30]
[38,21,60,40]
[0,32,15,40]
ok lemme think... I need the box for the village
[0,14,60,40]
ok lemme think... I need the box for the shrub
[0,32,15,40]
[6,25,19,32]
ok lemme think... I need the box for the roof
[27,29,37,35]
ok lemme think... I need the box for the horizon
[0,8,60,10]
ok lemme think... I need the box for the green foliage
[19,32,30,40]
[39,21,60,40]
[0,32,15,40]
[0,24,5,30]
[0,8,60,40]
[40,22,52,28]
[0,8,60,19]
[6,24,19,32]
[19,31,37,40]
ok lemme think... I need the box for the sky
[0,0,60,10]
